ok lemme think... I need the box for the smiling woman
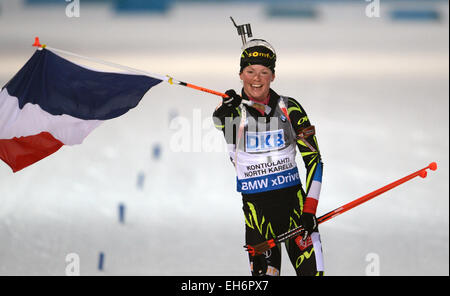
[239,65,275,103]
[238,39,276,104]
[212,38,325,276]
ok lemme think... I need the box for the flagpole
[31,37,267,110]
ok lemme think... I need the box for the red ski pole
[246,162,438,256]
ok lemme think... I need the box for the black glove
[222,89,242,108]
[251,254,268,276]
[299,212,318,241]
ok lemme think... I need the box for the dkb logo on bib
[246,129,285,152]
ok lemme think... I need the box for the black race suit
[213,88,324,276]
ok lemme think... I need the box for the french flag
[0,48,162,172]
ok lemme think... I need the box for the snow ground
[0,1,448,275]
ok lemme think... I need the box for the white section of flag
[307,180,322,200]
[0,88,102,145]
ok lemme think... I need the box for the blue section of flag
[236,167,301,194]
[313,161,323,182]
[3,49,162,120]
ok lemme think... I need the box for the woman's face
[239,64,275,102]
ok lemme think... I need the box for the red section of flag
[0,132,64,173]
[303,197,319,214]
